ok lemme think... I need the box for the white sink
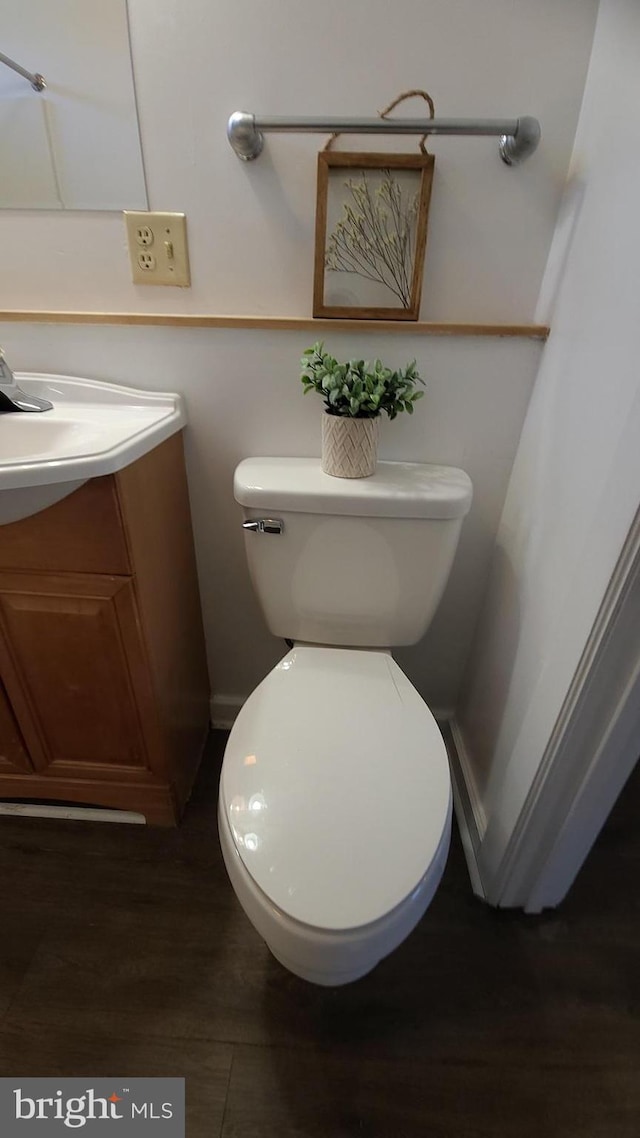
[0,374,185,524]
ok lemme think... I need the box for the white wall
[0,0,596,318]
[0,0,599,712]
[0,322,541,713]
[457,0,640,878]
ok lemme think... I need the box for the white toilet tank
[234,457,473,648]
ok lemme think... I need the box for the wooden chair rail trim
[0,310,550,339]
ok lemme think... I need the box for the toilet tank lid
[234,458,473,519]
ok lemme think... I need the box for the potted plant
[300,342,425,478]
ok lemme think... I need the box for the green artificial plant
[300,342,425,419]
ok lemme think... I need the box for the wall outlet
[123,211,191,287]
[135,226,154,247]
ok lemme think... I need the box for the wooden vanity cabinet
[0,433,210,825]
[0,678,31,773]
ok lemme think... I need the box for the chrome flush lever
[242,518,284,535]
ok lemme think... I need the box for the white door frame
[451,503,640,912]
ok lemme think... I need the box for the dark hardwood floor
[0,733,638,1137]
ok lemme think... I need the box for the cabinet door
[0,572,163,782]
[0,677,33,773]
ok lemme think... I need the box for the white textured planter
[321,414,379,479]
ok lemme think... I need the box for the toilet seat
[220,645,452,933]
[218,795,451,985]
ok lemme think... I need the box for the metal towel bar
[227,112,541,166]
[0,50,45,91]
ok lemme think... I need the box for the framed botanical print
[313,151,435,321]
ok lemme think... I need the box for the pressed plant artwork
[314,152,434,321]
[325,171,420,307]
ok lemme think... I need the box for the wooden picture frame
[313,151,435,321]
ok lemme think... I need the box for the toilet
[218,457,473,985]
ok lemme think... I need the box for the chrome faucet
[0,347,53,412]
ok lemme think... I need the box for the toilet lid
[220,646,452,931]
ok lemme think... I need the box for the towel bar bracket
[0,50,46,92]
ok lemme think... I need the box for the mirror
[0,0,147,210]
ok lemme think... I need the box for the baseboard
[210,693,245,730]
[0,803,145,825]
[446,718,488,900]
[449,719,488,839]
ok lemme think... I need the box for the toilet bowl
[219,644,452,985]
[219,457,472,984]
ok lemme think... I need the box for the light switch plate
[123,211,191,287]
